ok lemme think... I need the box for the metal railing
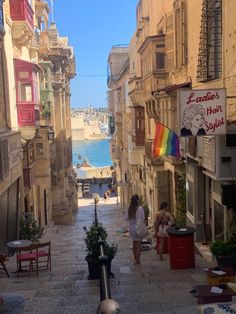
[97,238,120,313]
[98,239,111,301]
[94,203,120,313]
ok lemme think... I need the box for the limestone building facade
[108,0,236,243]
[0,0,76,250]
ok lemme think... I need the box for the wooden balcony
[145,139,164,166]
[52,73,63,89]
[10,0,34,45]
[128,76,142,94]
[23,139,36,188]
[132,132,145,147]
[17,104,40,127]
[39,31,50,55]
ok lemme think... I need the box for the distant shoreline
[72,135,111,141]
[72,137,112,167]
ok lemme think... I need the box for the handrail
[97,238,120,313]
[98,239,111,301]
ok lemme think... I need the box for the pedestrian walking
[98,182,102,190]
[125,194,146,265]
[155,201,174,261]
[104,191,108,202]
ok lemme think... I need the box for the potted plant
[83,223,117,279]
[19,212,44,243]
[210,213,236,270]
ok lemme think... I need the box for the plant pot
[216,255,236,270]
[86,257,112,280]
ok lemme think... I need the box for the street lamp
[93,193,99,226]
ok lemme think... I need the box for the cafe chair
[16,244,38,277]
[36,241,51,271]
[0,254,10,277]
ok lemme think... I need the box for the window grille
[197,0,222,82]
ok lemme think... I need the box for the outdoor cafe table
[7,240,33,272]
[7,240,33,249]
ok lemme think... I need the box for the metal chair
[0,254,10,277]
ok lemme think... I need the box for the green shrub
[210,239,236,257]
[19,213,44,243]
[83,223,117,261]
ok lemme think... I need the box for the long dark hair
[160,202,168,210]
[128,194,139,219]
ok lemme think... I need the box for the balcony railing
[10,0,34,28]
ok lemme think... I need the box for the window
[197,0,222,82]
[36,143,44,156]
[18,82,32,102]
[174,0,186,68]
[156,53,165,70]
[14,59,39,104]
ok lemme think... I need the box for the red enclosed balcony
[14,59,40,127]
[9,0,34,28]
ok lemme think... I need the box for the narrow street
[1,189,215,314]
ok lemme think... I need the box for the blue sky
[53,0,138,108]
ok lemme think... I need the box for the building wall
[108,0,236,245]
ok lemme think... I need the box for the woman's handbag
[135,218,149,239]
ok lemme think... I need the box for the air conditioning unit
[0,137,9,180]
[202,135,236,180]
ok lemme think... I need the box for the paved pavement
[0,190,225,314]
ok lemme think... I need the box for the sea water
[72,138,112,167]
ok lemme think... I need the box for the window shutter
[165,13,174,70]
[0,137,9,180]
[202,136,215,172]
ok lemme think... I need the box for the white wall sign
[178,89,226,137]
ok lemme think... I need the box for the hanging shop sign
[178,89,226,137]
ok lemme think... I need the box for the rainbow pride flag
[152,123,180,158]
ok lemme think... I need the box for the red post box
[167,226,195,269]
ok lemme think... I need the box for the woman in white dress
[125,194,145,264]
